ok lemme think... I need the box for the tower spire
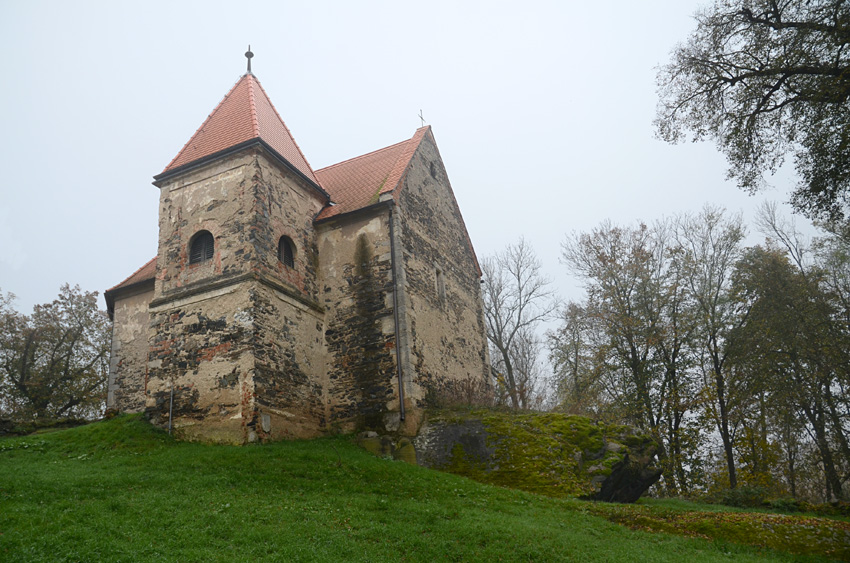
[245,45,254,74]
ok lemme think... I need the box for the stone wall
[317,211,399,432]
[146,285,255,443]
[145,147,330,443]
[107,285,152,413]
[396,133,490,406]
[251,282,326,440]
[108,134,491,442]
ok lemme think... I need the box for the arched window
[278,236,295,268]
[189,230,214,264]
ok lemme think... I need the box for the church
[104,53,490,443]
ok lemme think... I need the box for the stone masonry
[105,69,490,443]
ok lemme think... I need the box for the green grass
[0,415,845,562]
[591,499,849,560]
[640,497,850,521]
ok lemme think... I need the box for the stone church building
[104,62,490,443]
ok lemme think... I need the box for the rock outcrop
[358,409,662,503]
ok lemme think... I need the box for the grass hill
[0,415,846,562]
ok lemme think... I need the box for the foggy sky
[0,0,811,314]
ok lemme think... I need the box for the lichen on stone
[414,409,662,502]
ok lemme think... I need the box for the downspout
[387,203,406,422]
[168,376,174,435]
[105,318,116,412]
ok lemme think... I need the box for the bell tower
[145,51,331,443]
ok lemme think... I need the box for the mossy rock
[355,433,418,465]
[392,438,417,465]
[414,409,662,503]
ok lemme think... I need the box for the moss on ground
[427,410,657,499]
[586,501,850,560]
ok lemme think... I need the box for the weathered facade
[105,67,489,443]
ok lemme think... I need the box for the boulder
[412,410,662,503]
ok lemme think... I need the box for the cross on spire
[245,45,254,74]
[419,109,425,127]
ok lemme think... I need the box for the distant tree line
[541,205,849,503]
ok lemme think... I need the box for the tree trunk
[501,352,520,411]
[787,448,797,499]
[714,371,737,489]
[802,403,844,501]
[672,415,689,495]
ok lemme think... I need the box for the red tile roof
[315,127,429,221]
[107,124,482,314]
[161,74,319,186]
[104,257,157,318]
[107,257,157,293]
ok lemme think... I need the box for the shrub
[721,486,767,508]
[767,498,804,513]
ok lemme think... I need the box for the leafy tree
[0,285,110,420]
[757,203,850,496]
[730,245,849,500]
[481,238,556,410]
[561,220,701,492]
[656,0,850,223]
[562,222,659,429]
[555,205,849,500]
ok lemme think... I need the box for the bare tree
[675,206,747,489]
[482,238,556,410]
[491,326,548,410]
[548,302,603,416]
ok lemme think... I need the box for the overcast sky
[0,0,813,314]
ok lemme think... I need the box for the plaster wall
[154,152,254,298]
[146,284,255,443]
[153,149,325,301]
[251,155,325,301]
[108,133,490,442]
[107,286,153,413]
[317,211,399,432]
[252,282,326,440]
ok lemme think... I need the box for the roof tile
[162,74,319,185]
[315,127,429,220]
[107,257,157,293]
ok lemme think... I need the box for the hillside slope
[0,416,841,562]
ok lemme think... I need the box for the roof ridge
[162,75,247,173]
[315,137,413,173]
[251,77,318,181]
[380,126,430,197]
[247,75,260,138]
[107,256,157,292]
